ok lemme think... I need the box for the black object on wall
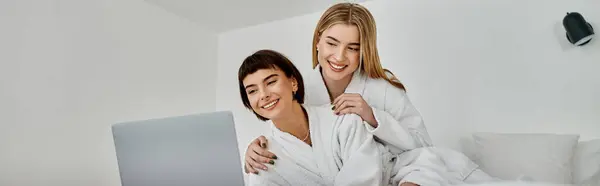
[563,12,594,46]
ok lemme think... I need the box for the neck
[320,68,352,102]
[271,102,311,144]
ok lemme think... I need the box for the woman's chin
[324,70,351,81]
[260,109,284,121]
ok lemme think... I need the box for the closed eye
[267,80,277,85]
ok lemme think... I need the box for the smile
[261,99,279,109]
[328,61,347,72]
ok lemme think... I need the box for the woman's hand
[399,182,420,186]
[332,93,378,127]
[244,135,277,174]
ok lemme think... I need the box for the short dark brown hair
[238,49,305,121]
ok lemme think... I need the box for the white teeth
[329,62,346,69]
[262,100,278,109]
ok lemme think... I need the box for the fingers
[332,93,360,106]
[253,147,277,162]
[245,141,269,172]
[260,150,278,161]
[244,161,258,174]
[336,107,357,115]
[250,137,261,148]
[245,137,277,173]
[333,94,366,115]
[248,150,269,171]
[243,135,279,175]
[255,135,277,159]
[253,150,275,166]
[333,95,357,111]
[251,136,265,147]
[245,140,262,162]
[257,135,268,148]
[334,99,356,114]
[245,141,260,161]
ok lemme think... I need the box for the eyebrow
[326,36,360,46]
[244,74,279,89]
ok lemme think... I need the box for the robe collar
[305,64,368,106]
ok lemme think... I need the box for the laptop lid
[111,111,244,186]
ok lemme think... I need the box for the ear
[290,77,298,92]
[315,33,323,50]
[315,41,320,51]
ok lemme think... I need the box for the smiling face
[238,49,305,121]
[316,23,361,81]
[242,68,298,121]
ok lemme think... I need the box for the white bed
[455,181,574,186]
[456,132,600,186]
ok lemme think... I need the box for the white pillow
[471,133,580,184]
[573,139,600,184]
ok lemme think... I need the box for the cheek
[317,42,330,54]
[348,53,360,66]
[317,50,328,64]
[318,47,333,60]
[316,43,325,57]
[274,85,289,98]
[272,83,292,100]
[248,95,260,109]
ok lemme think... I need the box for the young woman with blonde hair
[244,3,433,175]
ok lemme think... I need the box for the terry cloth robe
[247,105,386,186]
[325,109,491,186]
[305,64,433,154]
[248,105,494,186]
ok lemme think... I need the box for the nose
[259,89,271,101]
[333,47,346,62]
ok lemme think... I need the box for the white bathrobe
[248,105,491,186]
[305,64,432,153]
[247,105,383,186]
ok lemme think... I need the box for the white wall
[217,0,600,174]
[0,0,217,185]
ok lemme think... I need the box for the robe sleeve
[364,84,433,152]
[334,114,385,186]
[247,164,289,186]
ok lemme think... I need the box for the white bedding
[454,181,574,186]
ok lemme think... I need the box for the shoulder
[303,104,333,119]
[304,104,330,113]
[363,75,408,100]
[383,82,408,100]
[304,104,362,122]
[305,65,326,88]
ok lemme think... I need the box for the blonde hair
[311,3,406,91]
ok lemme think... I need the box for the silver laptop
[111,111,244,186]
